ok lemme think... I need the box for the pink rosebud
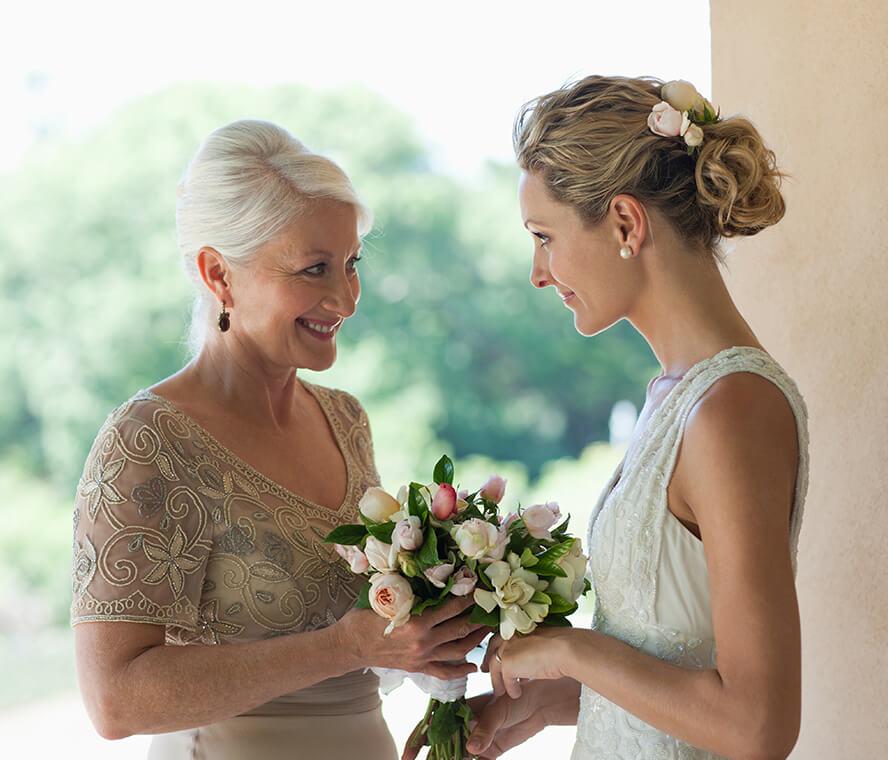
[647,101,684,137]
[431,483,458,520]
[334,543,369,574]
[479,474,507,504]
[523,501,562,540]
[449,567,478,596]
[392,515,424,551]
[424,562,455,588]
[499,511,520,531]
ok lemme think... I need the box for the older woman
[71,120,485,760]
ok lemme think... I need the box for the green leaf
[359,513,379,529]
[530,590,552,605]
[455,699,473,722]
[533,561,568,578]
[323,524,368,546]
[469,605,500,626]
[412,594,449,615]
[409,483,428,519]
[519,547,538,567]
[366,522,396,543]
[427,700,460,745]
[542,613,573,628]
[433,455,454,486]
[545,592,577,614]
[355,581,372,609]
[417,526,439,567]
[536,539,575,565]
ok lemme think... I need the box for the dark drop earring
[218,301,230,332]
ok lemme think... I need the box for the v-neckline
[139,381,354,514]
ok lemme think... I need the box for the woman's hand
[483,627,576,698]
[335,596,490,680]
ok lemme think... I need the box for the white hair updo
[176,119,373,353]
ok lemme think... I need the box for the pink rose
[334,543,369,573]
[369,572,415,634]
[522,501,562,540]
[424,562,455,588]
[449,567,478,596]
[479,475,507,504]
[393,515,423,551]
[431,483,458,520]
[647,101,684,137]
[499,511,520,531]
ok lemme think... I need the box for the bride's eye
[533,232,551,247]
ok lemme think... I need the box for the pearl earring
[619,246,633,259]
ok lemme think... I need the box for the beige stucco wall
[711,1,888,755]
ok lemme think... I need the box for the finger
[465,696,508,756]
[504,673,523,700]
[401,720,427,760]
[431,628,488,661]
[429,614,487,648]
[481,633,504,672]
[420,595,475,626]
[421,660,477,680]
[489,652,506,697]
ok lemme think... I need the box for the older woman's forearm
[77,622,357,740]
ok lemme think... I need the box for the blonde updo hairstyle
[513,76,785,257]
[177,119,373,353]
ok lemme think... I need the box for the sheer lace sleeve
[71,396,213,630]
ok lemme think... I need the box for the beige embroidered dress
[572,347,809,759]
[71,382,397,760]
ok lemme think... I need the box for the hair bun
[694,117,786,239]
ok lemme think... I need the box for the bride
[462,76,807,759]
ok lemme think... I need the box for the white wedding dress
[571,347,809,759]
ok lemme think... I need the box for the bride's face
[227,199,362,373]
[518,170,636,337]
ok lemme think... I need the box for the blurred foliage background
[0,82,656,706]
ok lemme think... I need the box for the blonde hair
[176,119,373,352]
[513,76,785,255]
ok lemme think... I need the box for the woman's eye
[303,263,326,276]
[347,255,362,272]
[533,232,551,247]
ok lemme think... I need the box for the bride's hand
[335,597,489,680]
[485,626,575,698]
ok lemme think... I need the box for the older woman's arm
[76,597,486,740]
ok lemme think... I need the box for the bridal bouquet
[325,455,590,760]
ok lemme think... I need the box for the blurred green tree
[0,82,656,494]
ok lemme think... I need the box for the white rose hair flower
[649,79,719,153]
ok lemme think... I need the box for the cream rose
[683,123,704,147]
[661,80,699,112]
[452,518,501,560]
[359,487,402,523]
[547,538,589,604]
[369,572,415,634]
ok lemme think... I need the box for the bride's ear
[608,195,648,257]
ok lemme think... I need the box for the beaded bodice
[572,347,809,759]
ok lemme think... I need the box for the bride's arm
[76,597,485,740]
[489,374,802,760]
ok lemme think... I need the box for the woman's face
[518,170,636,337]
[228,198,362,374]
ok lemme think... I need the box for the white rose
[683,123,704,148]
[452,518,501,560]
[359,487,402,523]
[334,543,369,573]
[369,572,415,634]
[364,536,398,572]
[661,80,699,112]
[423,562,455,588]
[547,539,589,604]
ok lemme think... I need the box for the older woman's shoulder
[304,382,371,429]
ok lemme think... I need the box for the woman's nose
[530,247,551,289]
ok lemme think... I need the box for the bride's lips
[295,317,341,342]
[558,290,575,305]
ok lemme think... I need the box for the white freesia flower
[474,552,550,639]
